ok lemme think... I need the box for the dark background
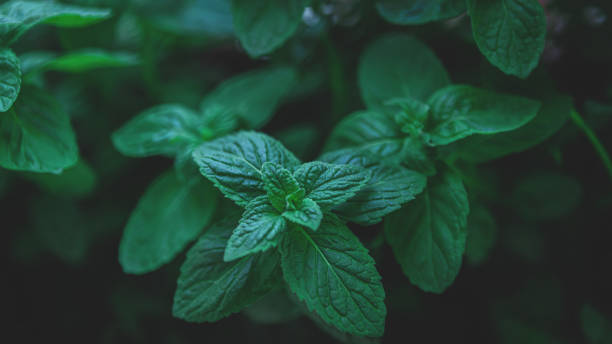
[3,0,612,342]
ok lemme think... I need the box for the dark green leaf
[225,196,287,261]
[282,198,322,231]
[581,304,612,344]
[200,66,297,129]
[0,0,112,45]
[173,216,281,322]
[112,104,205,158]
[321,148,427,225]
[467,0,546,78]
[425,85,541,146]
[385,168,469,293]
[444,93,572,162]
[119,171,218,274]
[261,162,302,212]
[0,48,21,112]
[231,0,309,57]
[293,161,371,210]
[193,131,300,206]
[0,86,77,173]
[280,215,387,337]
[359,34,450,109]
[22,158,97,198]
[376,0,466,25]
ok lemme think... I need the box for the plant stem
[570,110,612,182]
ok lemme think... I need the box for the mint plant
[3,1,612,343]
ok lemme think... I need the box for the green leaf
[282,198,322,231]
[193,131,300,206]
[293,161,371,210]
[261,162,302,212]
[581,304,612,344]
[0,48,21,112]
[444,93,573,162]
[321,149,428,225]
[112,104,205,158]
[387,97,431,136]
[359,34,450,109]
[20,49,138,75]
[385,168,469,293]
[467,0,546,78]
[22,158,97,198]
[200,103,240,138]
[118,171,218,274]
[0,86,77,173]
[147,0,234,37]
[279,215,386,337]
[173,216,281,322]
[231,0,309,57]
[324,110,405,160]
[376,0,466,25]
[465,204,497,265]
[0,0,112,45]
[200,66,297,129]
[424,85,541,146]
[224,196,287,262]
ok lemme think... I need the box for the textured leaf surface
[231,0,309,57]
[261,162,301,212]
[425,85,541,146]
[376,0,466,25]
[465,204,497,265]
[467,0,546,78]
[112,104,205,158]
[200,67,297,129]
[279,215,386,337]
[0,86,77,173]
[0,0,112,45]
[119,171,217,274]
[293,162,370,210]
[445,93,572,162]
[193,131,300,206]
[282,198,322,231]
[385,169,469,293]
[321,149,427,225]
[173,217,280,322]
[0,48,21,112]
[324,110,405,160]
[359,34,450,109]
[225,196,287,261]
[20,49,138,74]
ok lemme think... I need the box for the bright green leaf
[465,204,497,265]
[385,168,469,293]
[321,148,427,225]
[20,49,138,74]
[0,48,21,112]
[0,0,112,45]
[112,104,205,158]
[231,0,309,57]
[376,0,466,25]
[0,86,78,173]
[118,171,218,274]
[467,0,546,78]
[193,131,300,206]
[224,196,287,261]
[293,161,371,210]
[359,34,450,109]
[425,85,541,146]
[279,215,387,337]
[261,162,302,212]
[200,66,297,129]
[173,216,281,322]
[282,198,322,231]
